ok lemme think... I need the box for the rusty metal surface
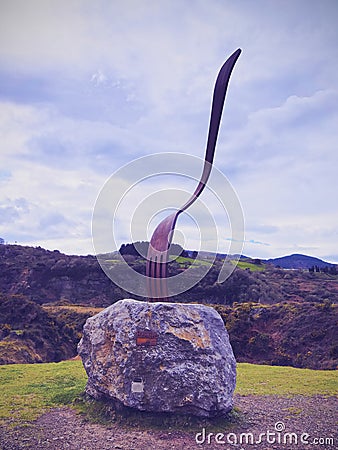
[146,49,241,301]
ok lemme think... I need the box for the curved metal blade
[146,48,241,301]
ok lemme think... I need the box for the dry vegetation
[0,244,337,369]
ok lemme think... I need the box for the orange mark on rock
[167,324,211,349]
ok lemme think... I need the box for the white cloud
[90,70,108,86]
[217,86,338,260]
[0,0,337,260]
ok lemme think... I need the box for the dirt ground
[0,395,336,450]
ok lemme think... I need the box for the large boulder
[78,299,236,417]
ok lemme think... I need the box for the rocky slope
[0,244,124,306]
[1,244,337,306]
[0,294,77,364]
[0,244,337,368]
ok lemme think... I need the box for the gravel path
[0,395,336,450]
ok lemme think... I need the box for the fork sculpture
[146,49,241,301]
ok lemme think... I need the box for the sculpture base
[78,299,236,417]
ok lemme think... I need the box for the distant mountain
[267,253,335,269]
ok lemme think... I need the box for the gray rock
[78,299,236,417]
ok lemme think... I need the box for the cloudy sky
[0,0,337,262]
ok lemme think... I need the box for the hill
[215,301,337,370]
[0,244,124,307]
[1,244,337,307]
[0,294,80,364]
[0,243,337,368]
[267,253,335,269]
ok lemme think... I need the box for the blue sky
[0,0,337,262]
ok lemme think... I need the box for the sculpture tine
[146,49,241,302]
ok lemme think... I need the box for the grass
[235,261,266,272]
[0,360,87,424]
[236,363,337,396]
[0,361,336,426]
[173,256,211,267]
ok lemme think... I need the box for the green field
[0,360,87,423]
[0,360,336,425]
[236,363,337,395]
[235,261,266,272]
[174,256,211,267]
